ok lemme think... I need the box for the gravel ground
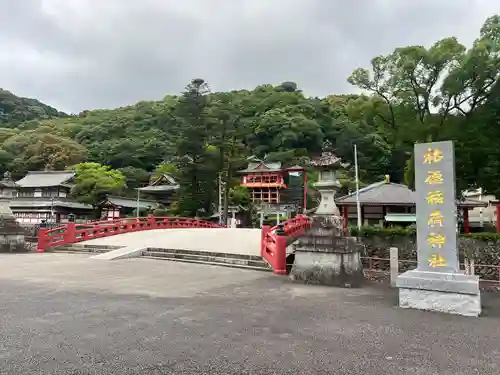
[1,253,500,374]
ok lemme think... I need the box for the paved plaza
[1,253,500,374]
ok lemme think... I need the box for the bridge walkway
[79,228,262,257]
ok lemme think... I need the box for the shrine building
[335,175,487,234]
[238,159,306,212]
[8,170,93,224]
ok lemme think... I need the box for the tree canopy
[71,163,126,207]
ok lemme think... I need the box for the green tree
[3,131,87,177]
[118,166,151,190]
[348,14,500,190]
[71,162,126,207]
[174,78,217,217]
[153,162,179,178]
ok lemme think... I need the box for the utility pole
[136,188,141,217]
[354,144,362,231]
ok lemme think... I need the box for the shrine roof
[238,161,283,173]
[15,171,75,188]
[137,173,180,192]
[137,185,179,192]
[336,180,487,208]
[101,195,158,209]
[0,179,16,188]
[336,181,412,206]
[9,198,92,210]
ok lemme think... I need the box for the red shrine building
[238,158,306,211]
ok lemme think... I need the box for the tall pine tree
[174,79,217,217]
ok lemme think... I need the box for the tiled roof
[104,196,158,209]
[0,179,16,188]
[137,185,179,192]
[15,171,75,188]
[238,161,283,173]
[336,181,487,208]
[9,198,92,210]
[151,173,177,186]
[336,181,409,205]
[139,173,180,192]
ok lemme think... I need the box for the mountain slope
[0,89,67,126]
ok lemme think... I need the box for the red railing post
[37,228,49,253]
[64,222,76,245]
[274,234,287,275]
[274,225,288,275]
[261,225,271,257]
[148,215,156,228]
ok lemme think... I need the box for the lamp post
[50,197,55,223]
[136,188,141,217]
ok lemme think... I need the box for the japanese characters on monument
[414,141,459,273]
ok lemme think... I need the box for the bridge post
[64,222,76,245]
[147,215,157,228]
[37,228,49,253]
[274,224,287,275]
[260,225,271,257]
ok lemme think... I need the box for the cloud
[0,0,498,112]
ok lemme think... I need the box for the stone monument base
[290,250,364,288]
[396,270,481,317]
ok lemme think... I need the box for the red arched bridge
[37,215,311,274]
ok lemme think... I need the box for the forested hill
[0,14,498,217]
[0,89,67,126]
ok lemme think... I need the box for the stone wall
[361,235,500,281]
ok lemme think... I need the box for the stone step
[144,250,269,268]
[142,250,272,272]
[145,247,263,262]
[48,244,123,254]
[52,250,106,255]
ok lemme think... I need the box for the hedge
[350,225,500,242]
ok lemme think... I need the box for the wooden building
[335,176,487,233]
[239,160,287,203]
[136,173,179,206]
[9,170,93,224]
[238,158,306,211]
[99,195,158,220]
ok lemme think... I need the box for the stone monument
[396,141,481,317]
[289,141,364,287]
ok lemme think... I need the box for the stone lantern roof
[310,141,350,170]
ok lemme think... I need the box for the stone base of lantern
[396,270,481,317]
[0,217,27,252]
[289,214,364,288]
[0,200,27,253]
[290,250,364,287]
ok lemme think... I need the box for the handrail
[261,214,311,274]
[37,216,223,252]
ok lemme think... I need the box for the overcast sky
[1,0,499,113]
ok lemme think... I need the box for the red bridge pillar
[261,225,271,257]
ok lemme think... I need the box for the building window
[42,189,58,197]
[17,190,34,198]
[247,174,280,184]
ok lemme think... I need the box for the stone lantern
[290,141,364,287]
[0,201,26,253]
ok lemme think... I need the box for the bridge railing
[37,216,223,252]
[261,214,311,274]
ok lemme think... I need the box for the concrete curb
[91,246,147,260]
